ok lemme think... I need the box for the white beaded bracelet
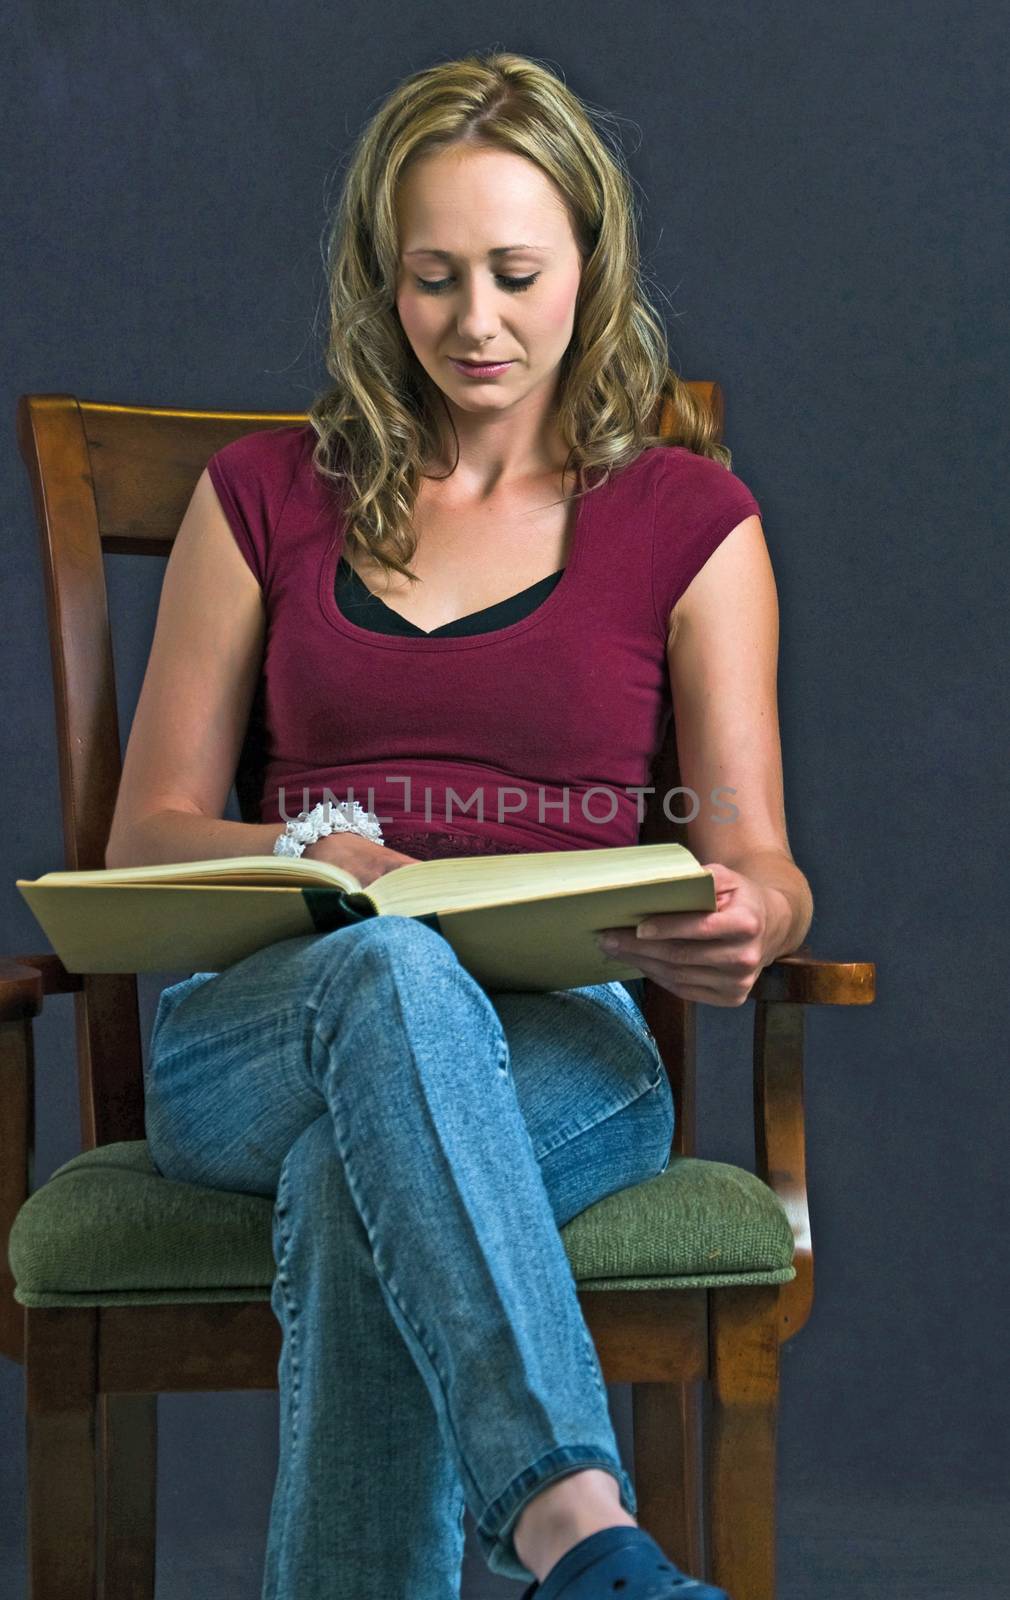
[272,800,385,858]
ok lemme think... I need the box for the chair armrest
[2,952,83,1017]
[0,959,44,1023]
[751,943,876,1005]
[643,947,876,1344]
[751,947,876,1344]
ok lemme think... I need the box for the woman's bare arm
[105,469,274,869]
[665,513,813,954]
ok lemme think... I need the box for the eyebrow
[403,245,549,260]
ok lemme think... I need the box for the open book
[16,841,716,993]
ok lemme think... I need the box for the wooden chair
[1,389,875,1600]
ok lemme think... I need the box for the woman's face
[394,144,584,422]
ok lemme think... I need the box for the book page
[368,841,704,918]
[19,854,361,892]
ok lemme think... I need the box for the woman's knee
[309,914,493,1023]
[331,913,453,966]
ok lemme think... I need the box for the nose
[452,273,504,344]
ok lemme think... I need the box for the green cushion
[8,1140,796,1308]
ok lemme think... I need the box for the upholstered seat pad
[8,1140,796,1307]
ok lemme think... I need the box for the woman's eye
[415,273,540,295]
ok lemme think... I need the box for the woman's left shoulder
[651,443,759,507]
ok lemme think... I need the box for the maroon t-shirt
[207,424,761,861]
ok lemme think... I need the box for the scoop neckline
[317,471,596,652]
[335,555,564,638]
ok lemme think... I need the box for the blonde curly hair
[307,48,733,586]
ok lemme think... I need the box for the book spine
[303,888,375,932]
[302,888,442,941]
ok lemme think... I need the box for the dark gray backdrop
[3,3,1007,1596]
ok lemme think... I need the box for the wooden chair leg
[704,1286,780,1600]
[631,1379,705,1576]
[98,1393,158,1599]
[26,1307,99,1600]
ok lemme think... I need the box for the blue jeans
[143,916,674,1599]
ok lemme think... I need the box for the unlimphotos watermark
[276,780,741,830]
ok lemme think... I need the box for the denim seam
[271,1160,302,1451]
[576,1311,611,1409]
[312,1002,495,1513]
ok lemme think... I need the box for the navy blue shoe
[519,1525,731,1600]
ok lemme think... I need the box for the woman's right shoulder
[204,423,316,594]
[207,420,316,487]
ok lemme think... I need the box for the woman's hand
[302,832,421,889]
[595,861,793,1008]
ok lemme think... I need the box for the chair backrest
[15,382,727,1155]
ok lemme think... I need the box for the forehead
[397,146,572,251]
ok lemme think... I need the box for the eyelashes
[414,273,540,296]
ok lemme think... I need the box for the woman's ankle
[513,1468,638,1584]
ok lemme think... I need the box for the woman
[107,49,812,1600]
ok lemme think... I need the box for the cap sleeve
[205,424,310,595]
[651,447,762,638]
